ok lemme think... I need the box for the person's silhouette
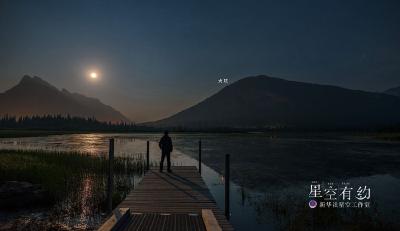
[159,131,173,172]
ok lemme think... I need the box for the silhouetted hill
[148,75,400,129]
[384,86,400,97]
[0,75,129,123]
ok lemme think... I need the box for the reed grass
[0,149,144,210]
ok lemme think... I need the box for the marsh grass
[0,149,145,229]
[246,191,400,231]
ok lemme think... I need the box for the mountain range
[2,75,400,129]
[0,76,129,123]
[147,75,400,129]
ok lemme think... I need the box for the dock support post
[107,138,114,214]
[146,140,150,171]
[225,154,230,220]
[198,139,202,174]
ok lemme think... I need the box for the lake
[1,132,399,230]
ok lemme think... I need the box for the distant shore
[1,129,400,141]
[0,130,81,138]
[0,129,156,138]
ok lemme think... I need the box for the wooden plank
[112,166,233,231]
[123,213,206,231]
[202,209,222,231]
[97,208,130,231]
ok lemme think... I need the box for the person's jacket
[159,135,173,153]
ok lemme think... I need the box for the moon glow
[90,72,98,79]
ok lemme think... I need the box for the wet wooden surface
[117,166,233,231]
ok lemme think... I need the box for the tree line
[0,114,151,131]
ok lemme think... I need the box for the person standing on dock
[159,130,173,172]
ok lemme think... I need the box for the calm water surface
[1,132,399,230]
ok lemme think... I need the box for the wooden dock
[98,166,233,231]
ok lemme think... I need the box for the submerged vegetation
[246,191,400,231]
[0,149,145,230]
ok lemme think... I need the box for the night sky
[1,0,399,122]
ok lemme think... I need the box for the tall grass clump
[0,149,145,226]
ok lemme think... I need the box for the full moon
[90,72,98,79]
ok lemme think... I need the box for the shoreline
[1,129,400,141]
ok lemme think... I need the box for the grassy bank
[0,149,144,215]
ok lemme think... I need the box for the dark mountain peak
[230,75,281,86]
[228,75,305,93]
[147,75,400,129]
[384,86,400,97]
[20,75,32,82]
[20,75,46,85]
[1,76,130,123]
[61,88,70,94]
[235,75,340,89]
[17,75,59,92]
[237,75,282,82]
